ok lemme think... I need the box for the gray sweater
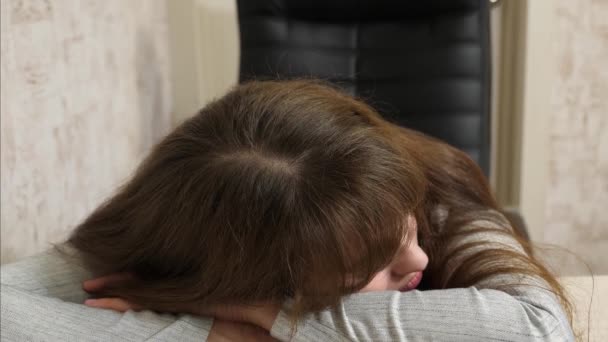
[1,209,575,341]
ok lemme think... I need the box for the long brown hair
[61,80,573,328]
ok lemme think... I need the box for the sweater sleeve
[1,248,214,342]
[269,210,575,342]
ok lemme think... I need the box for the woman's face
[360,215,428,292]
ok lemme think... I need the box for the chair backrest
[237,0,491,175]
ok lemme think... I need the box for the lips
[399,271,423,292]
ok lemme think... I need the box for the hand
[83,297,276,341]
[83,273,281,330]
[207,320,278,342]
[83,272,202,314]
[197,301,281,332]
[82,272,143,312]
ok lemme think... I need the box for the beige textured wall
[543,0,608,275]
[0,0,173,264]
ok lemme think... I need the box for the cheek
[359,270,391,292]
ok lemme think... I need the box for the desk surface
[560,275,607,341]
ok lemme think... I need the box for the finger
[82,273,135,292]
[84,298,142,312]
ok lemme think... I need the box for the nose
[390,243,429,278]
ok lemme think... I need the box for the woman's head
[66,80,429,314]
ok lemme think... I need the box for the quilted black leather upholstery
[237,0,491,175]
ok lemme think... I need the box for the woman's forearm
[270,286,573,341]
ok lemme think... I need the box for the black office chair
[236,0,529,240]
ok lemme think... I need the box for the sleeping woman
[2,80,575,341]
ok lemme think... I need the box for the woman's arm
[1,284,213,341]
[1,249,214,341]
[269,211,575,342]
[270,284,572,341]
